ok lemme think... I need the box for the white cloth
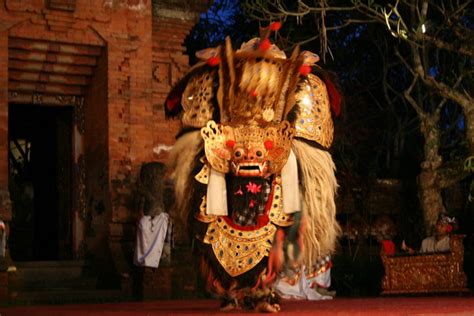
[274,266,333,301]
[308,268,331,289]
[420,236,450,253]
[134,213,170,268]
[206,150,301,216]
[206,168,228,216]
[281,150,301,214]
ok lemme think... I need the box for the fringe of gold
[292,139,340,271]
[166,130,203,226]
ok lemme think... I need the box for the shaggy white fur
[166,130,203,225]
[292,139,340,271]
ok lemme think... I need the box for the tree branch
[419,73,473,110]
[416,33,474,58]
[403,74,425,118]
[438,163,469,189]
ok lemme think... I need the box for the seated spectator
[402,213,456,254]
[371,215,397,255]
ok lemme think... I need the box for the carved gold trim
[381,235,468,295]
[195,164,210,184]
[203,217,276,277]
[268,178,294,227]
[182,70,216,128]
[294,74,334,148]
[195,196,217,223]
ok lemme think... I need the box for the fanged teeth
[234,161,267,174]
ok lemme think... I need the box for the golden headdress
[165,24,337,151]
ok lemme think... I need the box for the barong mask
[201,120,294,177]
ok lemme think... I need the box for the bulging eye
[234,148,244,158]
[256,150,263,157]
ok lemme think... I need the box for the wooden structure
[381,235,469,295]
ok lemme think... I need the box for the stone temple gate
[0,0,208,303]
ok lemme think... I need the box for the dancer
[165,23,341,312]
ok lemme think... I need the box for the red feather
[206,56,221,67]
[269,21,282,31]
[258,38,271,51]
[298,64,312,76]
[322,75,342,117]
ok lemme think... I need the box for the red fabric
[381,240,396,255]
[4,297,474,315]
[222,214,269,231]
[222,184,275,231]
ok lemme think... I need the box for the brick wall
[0,30,11,225]
[0,0,203,281]
[151,16,196,162]
[84,48,110,257]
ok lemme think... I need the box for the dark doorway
[8,104,73,261]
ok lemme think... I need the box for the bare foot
[255,302,281,313]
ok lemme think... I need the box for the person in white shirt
[419,213,455,253]
[133,162,173,268]
[402,213,455,254]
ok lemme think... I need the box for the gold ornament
[195,164,210,184]
[203,217,276,277]
[268,178,294,227]
[195,195,217,224]
[294,74,334,148]
[182,70,216,128]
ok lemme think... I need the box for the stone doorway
[8,104,74,261]
[6,36,105,261]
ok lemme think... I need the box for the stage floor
[2,297,474,315]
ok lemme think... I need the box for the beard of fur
[166,130,203,229]
[292,139,341,271]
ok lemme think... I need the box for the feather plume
[320,73,342,117]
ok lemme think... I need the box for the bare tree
[244,0,473,231]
